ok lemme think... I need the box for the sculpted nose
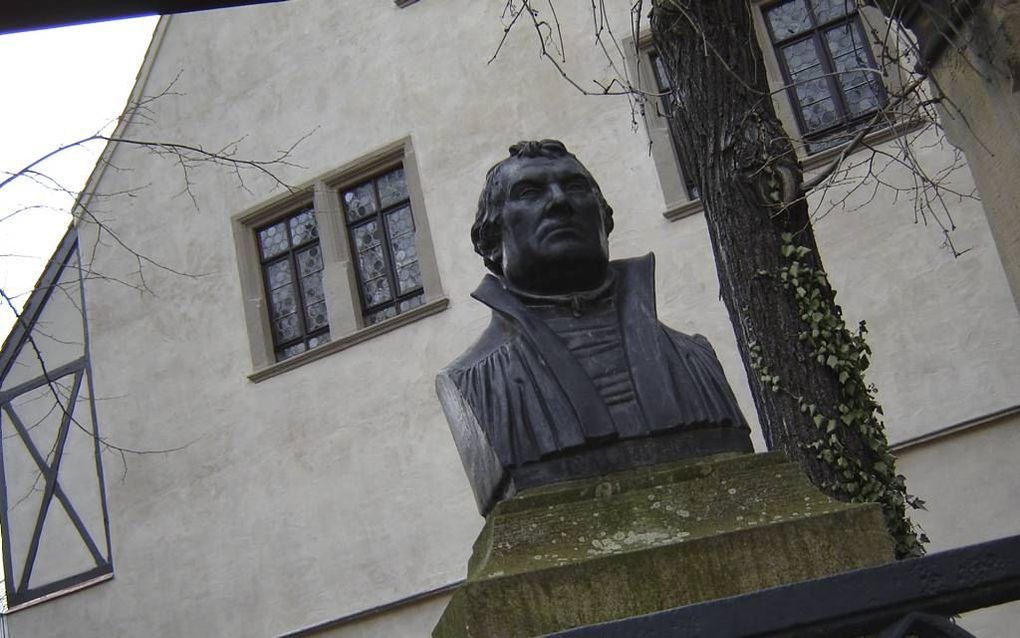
[546,183,571,215]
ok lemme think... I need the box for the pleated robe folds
[436,254,751,514]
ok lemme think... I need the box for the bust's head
[472,140,615,296]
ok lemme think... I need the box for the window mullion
[285,226,312,349]
[773,36,812,137]
[374,183,402,307]
[814,30,850,122]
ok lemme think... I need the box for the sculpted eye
[513,185,541,199]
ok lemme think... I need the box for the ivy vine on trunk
[649,0,925,557]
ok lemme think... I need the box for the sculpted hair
[471,139,615,275]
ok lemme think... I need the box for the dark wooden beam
[0,1,286,35]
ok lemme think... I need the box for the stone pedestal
[433,451,895,638]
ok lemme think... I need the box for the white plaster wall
[4,1,1019,636]
[804,128,1020,442]
[896,415,1020,636]
[0,250,85,391]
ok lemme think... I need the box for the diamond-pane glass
[301,271,325,305]
[342,164,430,325]
[829,47,871,82]
[396,262,422,295]
[307,334,330,349]
[343,182,377,222]
[362,276,393,307]
[833,64,871,91]
[825,22,863,58]
[353,221,382,252]
[258,222,289,259]
[803,97,839,130]
[768,0,811,39]
[365,305,398,326]
[399,292,426,313]
[296,245,323,278]
[810,0,852,23]
[358,244,387,282]
[258,206,331,361]
[390,233,418,269]
[386,206,414,239]
[792,65,832,107]
[269,285,298,320]
[274,314,301,342]
[278,342,306,360]
[782,39,821,73]
[845,84,881,115]
[766,0,884,146]
[265,260,293,291]
[364,292,426,325]
[377,168,409,209]
[304,301,329,331]
[288,208,318,246]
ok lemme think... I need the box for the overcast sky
[0,16,159,342]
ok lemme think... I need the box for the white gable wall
[4,1,1018,635]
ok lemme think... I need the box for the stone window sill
[663,198,704,221]
[248,297,449,383]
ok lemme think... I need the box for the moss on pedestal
[434,452,894,638]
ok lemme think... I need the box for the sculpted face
[498,155,610,295]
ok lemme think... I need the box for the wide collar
[469,253,683,436]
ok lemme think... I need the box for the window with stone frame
[649,52,701,201]
[255,206,331,361]
[763,0,888,152]
[234,138,446,377]
[339,166,426,326]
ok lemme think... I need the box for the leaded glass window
[341,167,426,326]
[764,0,887,152]
[256,206,331,361]
[650,53,700,200]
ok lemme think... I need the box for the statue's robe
[437,254,752,514]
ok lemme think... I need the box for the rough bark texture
[650,0,923,557]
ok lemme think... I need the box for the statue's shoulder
[441,311,518,376]
[661,325,716,351]
[610,253,655,279]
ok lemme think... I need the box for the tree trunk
[650,0,924,557]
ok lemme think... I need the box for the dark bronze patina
[437,140,752,515]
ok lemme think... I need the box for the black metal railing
[549,534,1020,637]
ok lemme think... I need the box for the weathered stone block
[434,451,894,638]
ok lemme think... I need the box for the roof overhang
[0,1,285,35]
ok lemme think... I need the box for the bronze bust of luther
[437,140,752,515]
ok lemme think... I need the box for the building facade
[1,1,1019,636]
